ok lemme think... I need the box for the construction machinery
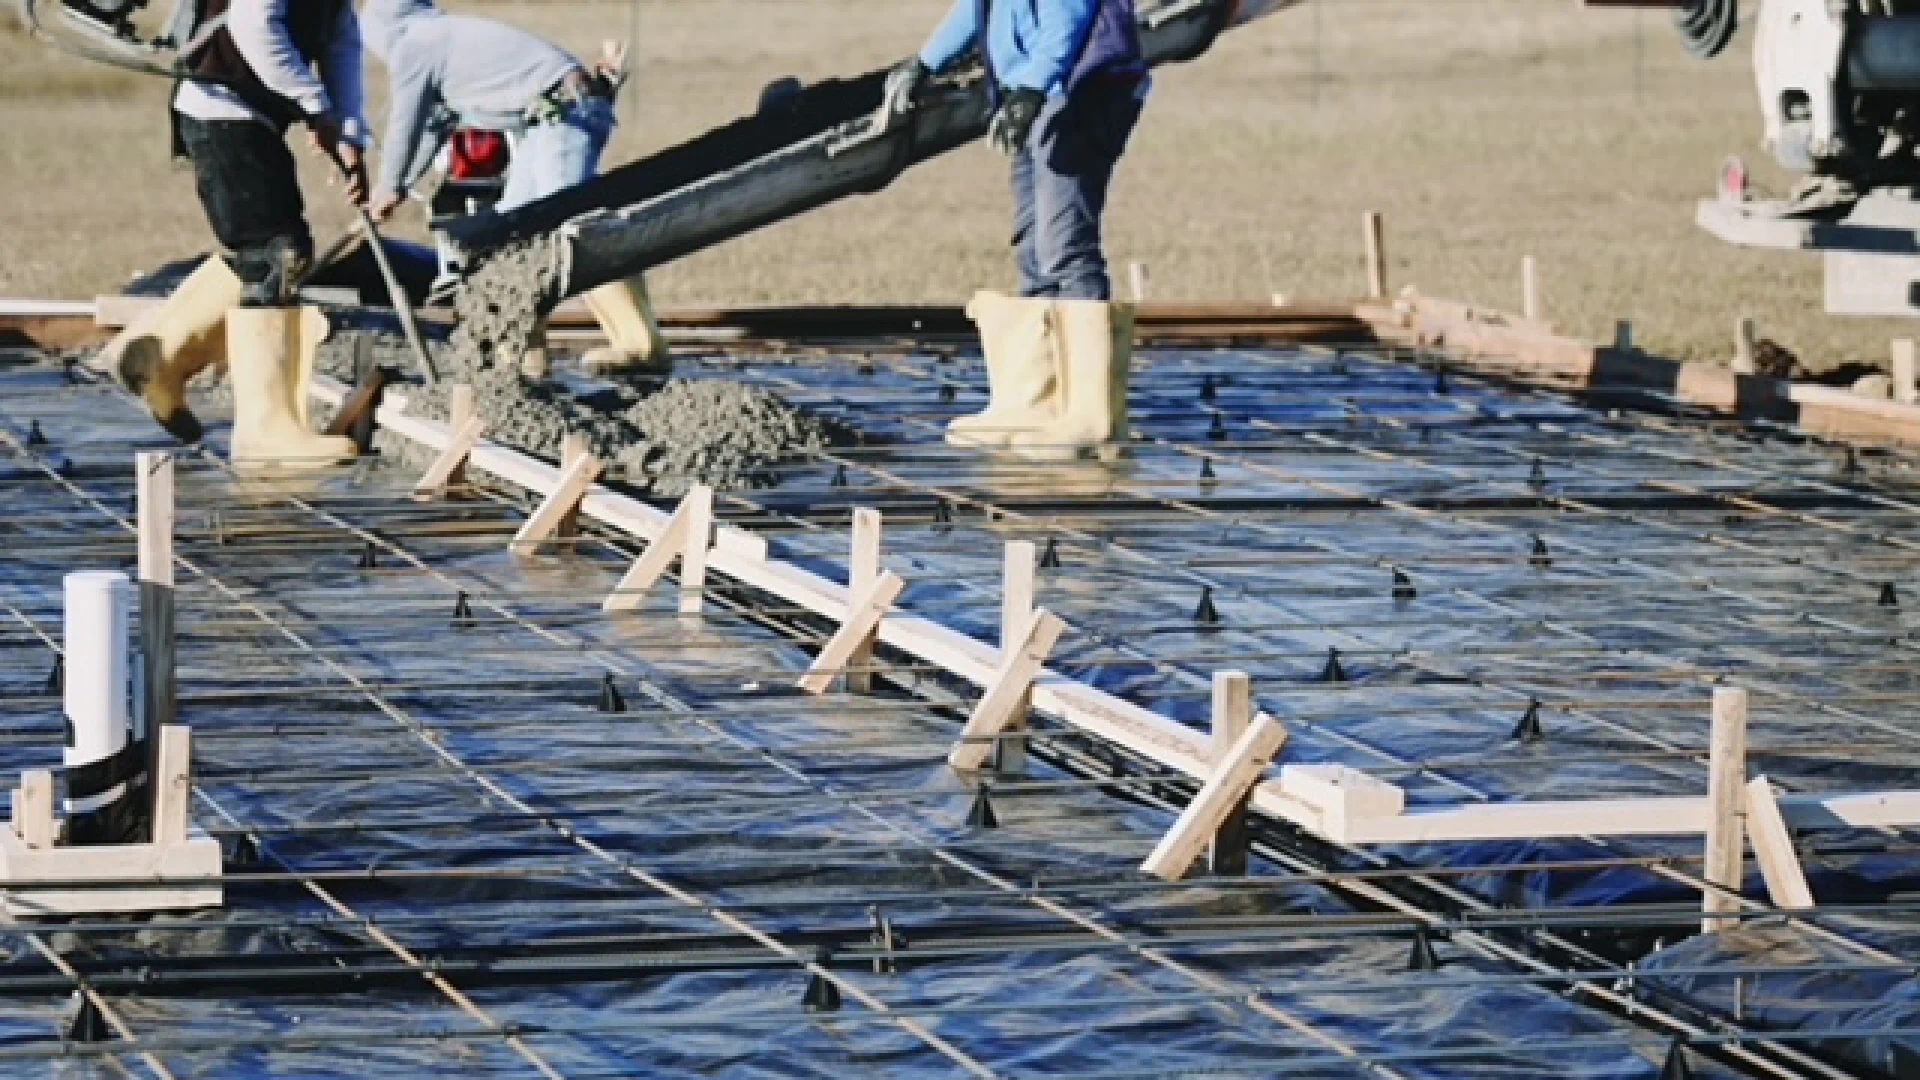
[1638,0,1920,318]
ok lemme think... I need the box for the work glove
[881,57,929,116]
[988,87,1044,155]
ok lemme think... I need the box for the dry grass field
[1,0,1911,370]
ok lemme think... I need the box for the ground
[0,0,1911,371]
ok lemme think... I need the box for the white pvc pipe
[63,571,131,814]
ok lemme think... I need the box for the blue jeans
[499,96,615,212]
[1011,81,1143,300]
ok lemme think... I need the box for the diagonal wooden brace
[509,453,603,557]
[412,415,487,500]
[948,608,1065,771]
[603,485,714,615]
[1746,776,1814,911]
[797,571,904,694]
[1141,712,1288,881]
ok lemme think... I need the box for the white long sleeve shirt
[172,0,368,145]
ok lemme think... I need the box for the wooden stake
[1703,686,1748,932]
[1127,261,1149,305]
[797,572,904,694]
[1733,316,1758,376]
[949,609,1065,771]
[1893,339,1917,405]
[557,432,591,540]
[1208,671,1254,875]
[1142,711,1288,881]
[15,770,53,849]
[323,358,389,447]
[1363,211,1387,301]
[136,452,177,768]
[413,415,487,500]
[509,453,602,557]
[448,384,475,490]
[1745,776,1813,910]
[136,452,174,589]
[150,726,191,846]
[995,540,1037,773]
[1521,255,1541,323]
[603,485,714,614]
[845,508,883,693]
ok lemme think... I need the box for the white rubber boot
[227,306,358,471]
[105,256,240,444]
[946,291,1058,448]
[1009,299,1133,462]
[581,274,671,378]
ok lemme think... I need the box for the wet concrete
[127,239,859,496]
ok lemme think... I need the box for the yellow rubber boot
[945,291,1058,448]
[581,275,670,378]
[521,317,552,381]
[1009,299,1133,462]
[106,256,241,444]
[227,306,358,471]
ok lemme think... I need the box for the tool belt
[525,68,614,127]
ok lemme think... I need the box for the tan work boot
[1010,299,1133,462]
[226,306,358,471]
[107,256,241,444]
[581,274,670,378]
[946,291,1058,447]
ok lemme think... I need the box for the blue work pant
[1011,80,1143,300]
[500,96,615,212]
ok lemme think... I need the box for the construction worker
[101,0,367,468]
[361,0,667,377]
[883,0,1147,460]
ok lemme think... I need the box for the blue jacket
[919,0,1144,97]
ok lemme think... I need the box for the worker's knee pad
[229,236,314,307]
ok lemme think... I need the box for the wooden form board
[311,376,1920,849]
[1365,291,1920,446]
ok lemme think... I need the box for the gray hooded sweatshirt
[362,0,580,197]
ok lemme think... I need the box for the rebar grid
[0,343,1912,1077]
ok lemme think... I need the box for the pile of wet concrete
[130,252,860,497]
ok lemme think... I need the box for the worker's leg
[504,95,664,374]
[499,96,615,212]
[181,117,314,305]
[1026,84,1143,301]
[113,116,308,443]
[1009,139,1049,297]
[1007,84,1143,461]
[178,117,348,466]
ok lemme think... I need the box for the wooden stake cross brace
[508,447,603,557]
[797,571,905,695]
[603,485,715,616]
[413,415,487,501]
[948,608,1066,772]
[1142,673,1287,882]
